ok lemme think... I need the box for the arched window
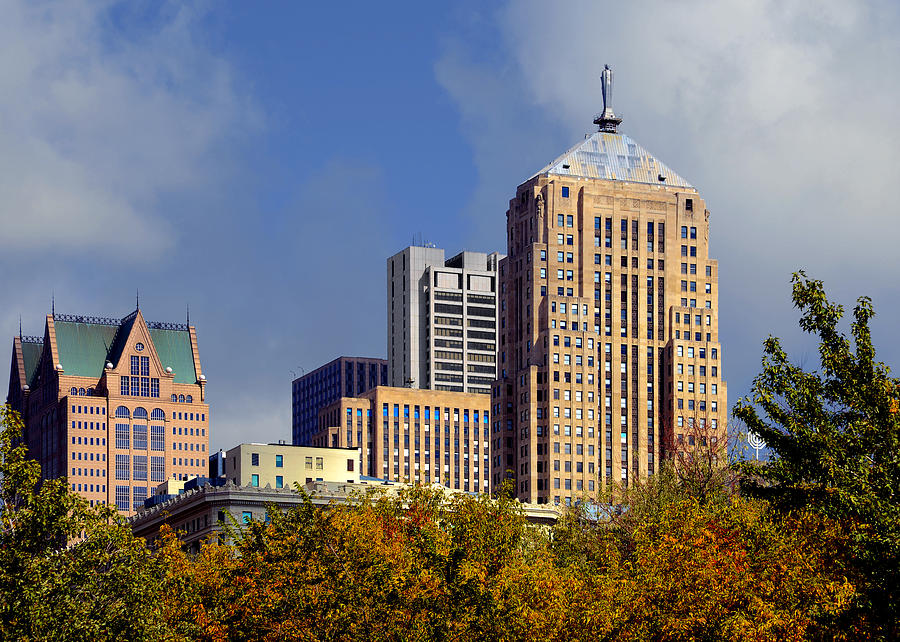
[78,388,86,396]
[178,395,185,403]
[151,408,165,421]
[186,395,193,403]
[115,406,130,419]
[70,387,78,396]
[85,388,93,396]
[171,394,178,403]
[133,407,148,420]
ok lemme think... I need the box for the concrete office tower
[387,246,503,395]
[7,307,210,515]
[492,66,727,505]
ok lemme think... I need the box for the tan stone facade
[220,442,360,488]
[314,386,490,493]
[493,137,727,505]
[7,309,209,515]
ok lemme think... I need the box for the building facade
[291,356,388,446]
[220,442,360,488]
[130,477,560,552]
[387,246,503,395]
[492,67,726,504]
[314,386,491,493]
[6,308,210,515]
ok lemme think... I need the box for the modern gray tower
[387,246,504,395]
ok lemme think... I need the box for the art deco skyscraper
[491,66,727,504]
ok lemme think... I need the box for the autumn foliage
[0,405,874,640]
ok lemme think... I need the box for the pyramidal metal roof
[532,131,693,188]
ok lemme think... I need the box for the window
[242,511,253,524]
[140,356,150,376]
[275,454,283,468]
[115,455,130,480]
[131,355,140,375]
[251,453,259,466]
[115,486,130,511]
[681,226,687,239]
[305,456,313,469]
[250,474,260,487]
[120,376,130,396]
[151,456,165,482]
[133,455,147,481]
[347,459,354,472]
[315,457,324,470]
[561,186,569,197]
[275,476,284,489]
[150,426,164,451]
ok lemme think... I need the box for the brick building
[7,307,209,514]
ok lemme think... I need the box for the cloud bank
[437,0,900,404]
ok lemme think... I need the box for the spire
[51,293,55,317]
[19,315,22,339]
[593,64,622,133]
[186,304,190,326]
[136,289,140,310]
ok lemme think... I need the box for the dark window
[561,186,569,198]
[251,453,259,466]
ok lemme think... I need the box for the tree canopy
[734,271,900,636]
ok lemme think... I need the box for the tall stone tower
[491,66,726,504]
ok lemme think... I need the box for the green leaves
[734,273,900,635]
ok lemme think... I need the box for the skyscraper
[492,66,727,504]
[387,246,503,395]
[7,307,210,515]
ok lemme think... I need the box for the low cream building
[221,442,361,489]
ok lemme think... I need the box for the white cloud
[437,0,900,398]
[0,0,258,258]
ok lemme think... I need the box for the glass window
[251,474,259,487]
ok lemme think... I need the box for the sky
[2,0,899,453]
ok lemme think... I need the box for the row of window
[676,364,718,377]
[120,376,160,398]
[72,467,106,478]
[114,455,166,482]
[113,406,204,422]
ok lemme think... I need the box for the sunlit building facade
[7,308,209,515]
[491,67,727,504]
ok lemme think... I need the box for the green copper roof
[54,321,118,378]
[149,328,196,384]
[52,316,197,384]
[22,341,43,387]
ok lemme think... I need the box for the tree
[734,272,900,635]
[0,405,167,640]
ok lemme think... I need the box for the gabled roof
[532,131,693,188]
[21,340,43,387]
[49,313,197,383]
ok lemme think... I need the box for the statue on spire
[594,64,623,133]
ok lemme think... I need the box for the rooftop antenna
[186,304,191,326]
[136,289,140,310]
[593,64,622,133]
[51,293,55,317]
[19,315,22,339]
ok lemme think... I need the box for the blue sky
[3,1,899,453]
